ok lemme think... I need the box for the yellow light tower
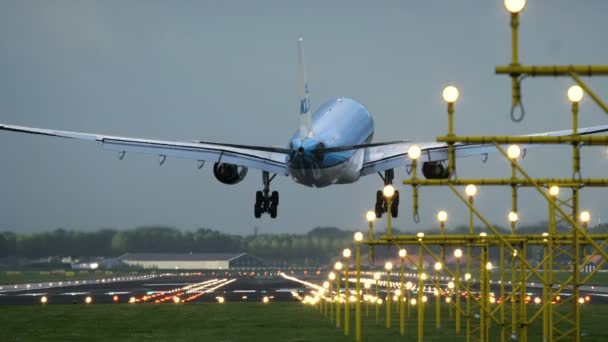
[434,262,443,329]
[437,210,448,261]
[366,210,377,263]
[454,248,463,335]
[442,85,459,176]
[503,0,526,120]
[385,261,393,329]
[323,281,330,318]
[418,271,427,342]
[354,232,363,342]
[329,272,336,323]
[464,184,477,338]
[343,248,351,336]
[447,281,455,320]
[374,272,381,324]
[364,280,372,318]
[399,248,407,336]
[405,281,413,319]
[334,261,343,328]
[508,210,520,339]
[383,185,395,237]
[581,211,590,260]
[408,145,422,219]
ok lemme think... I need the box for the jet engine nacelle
[213,163,248,185]
[422,161,450,179]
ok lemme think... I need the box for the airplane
[1,37,607,219]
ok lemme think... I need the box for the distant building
[117,253,263,270]
[583,255,602,273]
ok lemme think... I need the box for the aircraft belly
[288,149,363,187]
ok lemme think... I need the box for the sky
[0,0,607,235]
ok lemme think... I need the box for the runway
[1,271,607,306]
[0,272,309,305]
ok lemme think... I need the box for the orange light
[113,295,119,302]
[585,296,590,302]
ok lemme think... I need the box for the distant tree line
[1,223,607,266]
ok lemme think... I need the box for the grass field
[2,302,608,342]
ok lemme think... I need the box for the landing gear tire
[254,191,263,218]
[390,190,400,218]
[269,191,279,218]
[375,190,383,219]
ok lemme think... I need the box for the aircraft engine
[213,163,248,185]
[422,161,450,179]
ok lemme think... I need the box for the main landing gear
[255,171,279,219]
[374,169,399,219]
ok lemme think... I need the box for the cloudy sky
[1,0,607,235]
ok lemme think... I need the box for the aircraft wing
[0,124,290,176]
[360,125,608,176]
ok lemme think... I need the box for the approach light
[329,272,336,280]
[218,297,225,303]
[434,262,443,271]
[420,273,427,280]
[129,297,136,304]
[343,248,351,258]
[354,232,363,242]
[173,296,181,304]
[508,211,519,223]
[580,211,590,224]
[383,185,395,198]
[437,210,448,223]
[448,281,455,289]
[504,0,526,13]
[408,145,422,160]
[534,297,541,304]
[465,184,477,197]
[374,272,381,281]
[40,296,48,304]
[464,273,471,281]
[454,249,463,259]
[486,262,493,271]
[410,298,417,306]
[364,281,372,289]
[113,295,119,302]
[549,186,560,197]
[334,262,343,271]
[446,297,452,303]
[385,262,393,271]
[442,85,459,103]
[507,145,521,159]
[578,297,585,304]
[422,295,428,303]
[405,281,413,290]
[399,249,407,258]
[263,296,270,303]
[366,211,376,222]
[568,85,584,103]
[85,296,93,304]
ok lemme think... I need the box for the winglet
[298,37,312,139]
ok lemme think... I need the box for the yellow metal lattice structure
[306,2,608,342]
